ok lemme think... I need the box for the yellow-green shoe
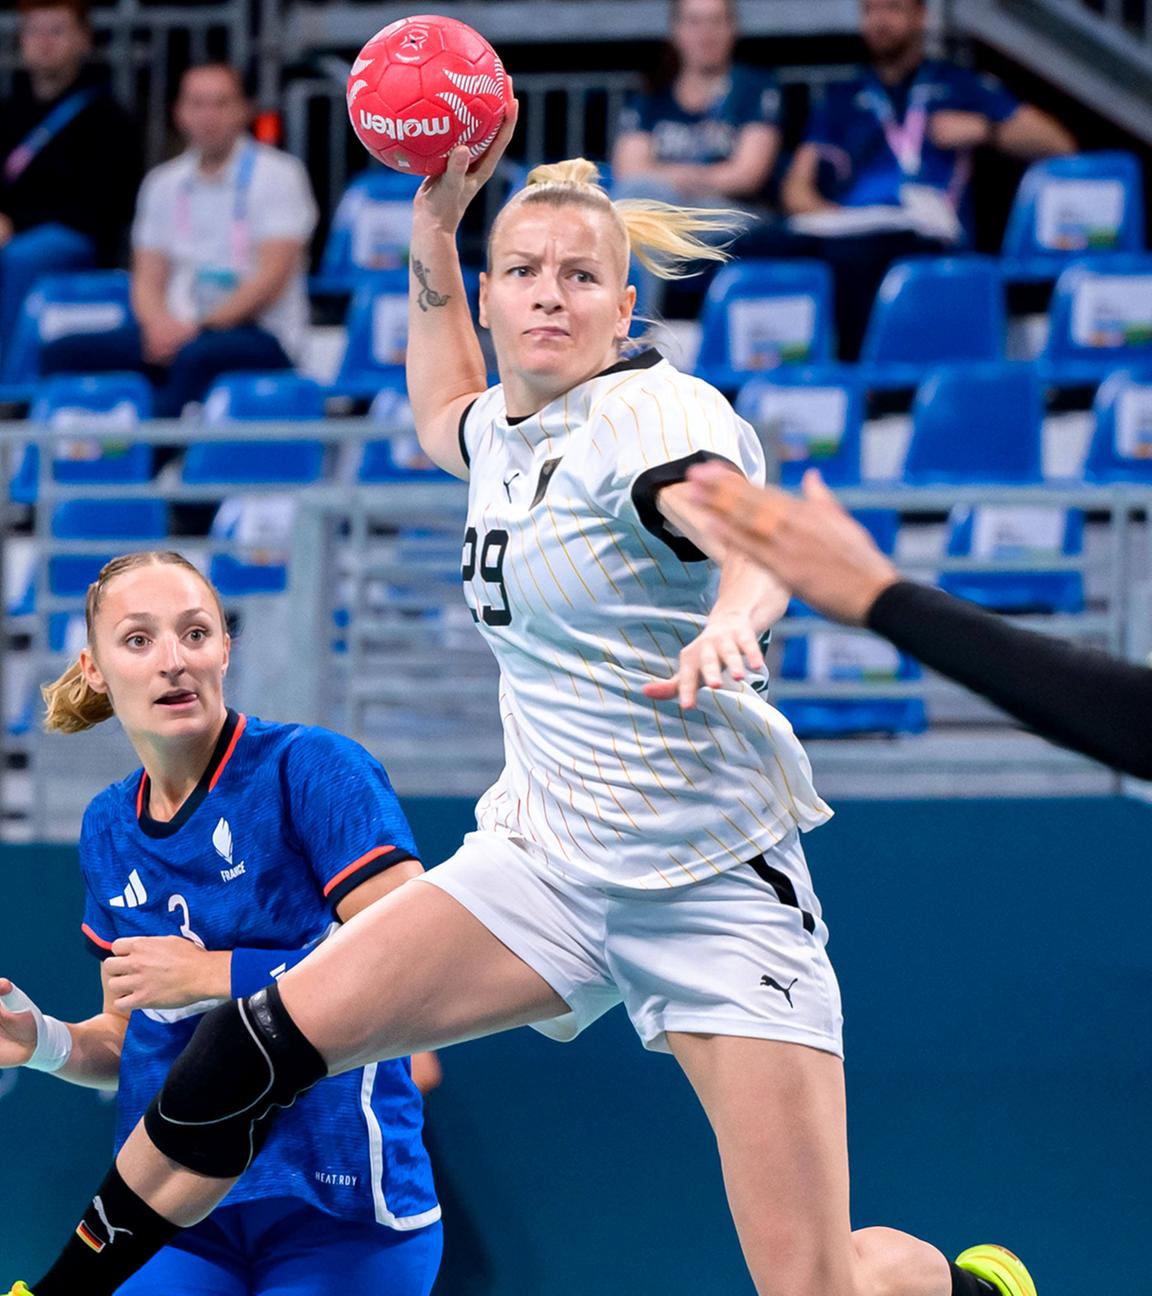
[5,1284,35,1296]
[956,1244,1037,1296]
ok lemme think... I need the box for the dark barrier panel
[3,799,1150,1293]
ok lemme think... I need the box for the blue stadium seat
[1002,152,1146,284]
[51,498,167,541]
[1038,255,1152,388]
[186,373,327,483]
[779,510,926,737]
[735,366,864,486]
[201,371,326,421]
[331,268,415,400]
[1084,366,1152,482]
[49,554,110,597]
[860,257,1005,390]
[694,260,833,392]
[903,363,1044,485]
[940,503,1084,614]
[311,169,423,296]
[209,552,288,596]
[0,270,132,390]
[333,267,483,401]
[777,634,927,738]
[361,383,452,481]
[192,374,327,594]
[10,497,170,619]
[14,373,154,505]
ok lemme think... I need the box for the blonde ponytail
[525,158,605,189]
[614,199,743,279]
[497,156,747,282]
[42,659,113,734]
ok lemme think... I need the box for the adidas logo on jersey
[214,817,246,881]
[109,869,147,909]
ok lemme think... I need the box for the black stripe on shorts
[747,854,816,934]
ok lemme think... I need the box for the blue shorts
[115,1197,443,1296]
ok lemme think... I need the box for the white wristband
[1,981,74,1073]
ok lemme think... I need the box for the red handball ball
[347,14,512,177]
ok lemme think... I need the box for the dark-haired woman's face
[81,565,230,745]
[672,0,736,75]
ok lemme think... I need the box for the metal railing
[951,0,1152,141]
[284,70,645,235]
[285,62,859,253]
[278,478,1152,801]
[281,1,869,55]
[994,0,1152,57]
[3,415,1150,839]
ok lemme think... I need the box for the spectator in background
[41,63,317,417]
[0,0,140,364]
[611,0,780,313]
[780,0,1075,358]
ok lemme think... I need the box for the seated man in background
[42,63,317,417]
[780,0,1074,358]
[0,0,139,364]
[611,0,780,313]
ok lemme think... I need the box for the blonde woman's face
[81,565,230,744]
[481,204,635,411]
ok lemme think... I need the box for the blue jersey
[618,65,780,169]
[806,59,1019,236]
[79,710,440,1232]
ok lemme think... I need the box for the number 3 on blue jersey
[462,526,512,626]
[168,893,206,948]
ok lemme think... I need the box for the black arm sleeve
[866,580,1152,779]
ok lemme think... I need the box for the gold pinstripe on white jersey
[460,350,830,889]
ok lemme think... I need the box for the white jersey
[459,349,831,890]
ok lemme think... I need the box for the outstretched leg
[29,880,566,1295]
[669,1032,952,1296]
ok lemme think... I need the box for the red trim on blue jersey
[209,713,247,791]
[81,923,114,951]
[323,845,396,897]
[135,770,147,818]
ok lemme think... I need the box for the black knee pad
[143,984,328,1178]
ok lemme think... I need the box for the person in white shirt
[40,63,317,416]
[15,107,1034,1296]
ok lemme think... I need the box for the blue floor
[3,798,1150,1292]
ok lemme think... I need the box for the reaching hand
[642,608,765,710]
[0,978,38,1068]
[413,96,520,235]
[686,465,900,626]
[105,937,230,1011]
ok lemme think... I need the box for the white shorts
[419,829,843,1057]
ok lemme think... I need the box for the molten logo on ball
[347,14,513,177]
[357,111,452,140]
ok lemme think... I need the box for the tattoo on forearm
[412,258,450,312]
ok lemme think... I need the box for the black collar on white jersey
[136,707,242,838]
[504,347,664,425]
